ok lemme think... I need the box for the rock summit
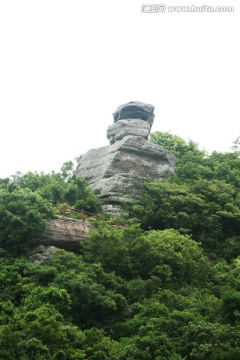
[76,101,175,214]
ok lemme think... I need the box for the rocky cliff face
[28,102,175,263]
[76,101,175,214]
[29,217,94,262]
[31,217,93,250]
[28,245,60,264]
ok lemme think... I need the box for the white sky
[0,0,239,178]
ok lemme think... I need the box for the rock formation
[75,101,175,214]
[28,102,175,263]
[28,245,60,264]
[30,217,94,252]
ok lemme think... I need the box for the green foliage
[150,131,202,158]
[180,321,240,359]
[0,241,239,359]
[132,131,240,258]
[220,291,240,323]
[1,137,240,359]
[140,230,210,285]
[0,163,100,213]
[84,224,209,285]
[150,131,240,186]
[0,161,100,253]
[0,188,54,253]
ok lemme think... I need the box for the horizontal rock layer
[113,101,155,128]
[76,135,175,212]
[107,119,150,144]
[30,217,94,252]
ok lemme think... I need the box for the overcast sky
[0,0,239,178]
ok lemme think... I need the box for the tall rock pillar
[75,101,175,214]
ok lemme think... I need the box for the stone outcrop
[75,101,175,214]
[30,217,94,252]
[28,245,60,264]
[107,119,150,144]
[113,101,155,127]
[28,102,175,262]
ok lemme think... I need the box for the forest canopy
[0,131,240,359]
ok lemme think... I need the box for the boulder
[107,119,150,144]
[28,245,59,264]
[30,217,94,252]
[113,101,155,128]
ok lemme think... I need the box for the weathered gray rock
[28,245,59,264]
[30,217,94,252]
[107,119,150,144]
[76,138,175,213]
[113,101,155,128]
[75,101,175,214]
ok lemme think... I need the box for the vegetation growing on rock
[0,131,240,359]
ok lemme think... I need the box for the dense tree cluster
[133,132,240,259]
[0,133,240,359]
[0,162,100,254]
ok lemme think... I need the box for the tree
[0,166,100,214]
[231,136,240,155]
[132,177,240,257]
[150,131,201,158]
[0,188,54,253]
[134,229,211,285]
[1,134,240,360]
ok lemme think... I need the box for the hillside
[0,132,240,360]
